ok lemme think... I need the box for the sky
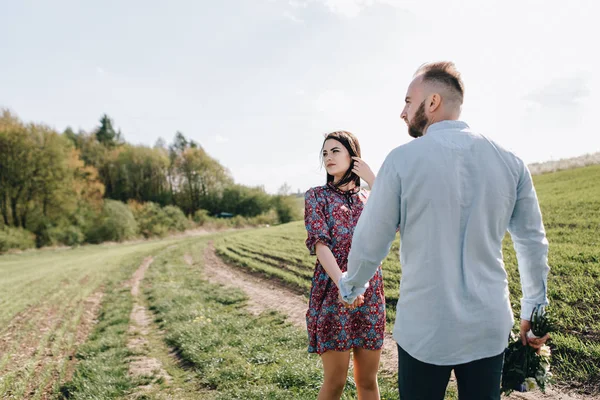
[1,0,599,194]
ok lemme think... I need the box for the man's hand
[338,293,365,310]
[520,319,550,350]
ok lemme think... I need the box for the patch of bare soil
[126,257,172,390]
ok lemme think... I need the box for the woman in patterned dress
[304,131,386,400]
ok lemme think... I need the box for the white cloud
[315,89,350,113]
[215,135,229,143]
[283,10,304,23]
[96,66,105,75]
[289,0,308,7]
[524,76,591,108]
[321,0,364,18]
[314,0,405,18]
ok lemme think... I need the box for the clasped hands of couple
[337,290,551,352]
[337,290,364,310]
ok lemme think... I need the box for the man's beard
[408,101,428,138]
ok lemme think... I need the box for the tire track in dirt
[126,257,172,392]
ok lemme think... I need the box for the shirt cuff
[520,300,548,321]
[338,271,369,303]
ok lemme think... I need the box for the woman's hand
[352,157,375,189]
[338,293,365,309]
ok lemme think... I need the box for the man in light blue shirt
[339,62,551,399]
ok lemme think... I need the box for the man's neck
[424,115,460,135]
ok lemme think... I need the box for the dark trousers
[397,344,504,400]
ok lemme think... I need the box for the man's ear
[428,93,442,113]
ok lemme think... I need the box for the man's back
[347,120,550,365]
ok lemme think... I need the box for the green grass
[58,281,136,399]
[144,238,402,399]
[2,164,598,397]
[2,232,409,399]
[0,238,184,399]
[215,164,600,391]
[59,238,205,400]
[504,165,600,390]
[215,221,402,321]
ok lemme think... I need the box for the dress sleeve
[304,188,332,256]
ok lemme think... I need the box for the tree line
[0,110,301,251]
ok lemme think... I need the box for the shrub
[272,195,302,224]
[247,209,279,226]
[193,209,211,226]
[46,225,86,246]
[162,205,190,232]
[0,226,36,253]
[87,200,138,243]
[129,202,190,238]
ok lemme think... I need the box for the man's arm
[339,153,402,303]
[508,160,550,342]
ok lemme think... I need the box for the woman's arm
[315,243,364,308]
[315,242,343,284]
[352,157,376,189]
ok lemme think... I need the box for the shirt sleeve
[508,160,550,320]
[304,188,332,256]
[339,153,402,303]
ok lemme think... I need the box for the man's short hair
[415,61,464,104]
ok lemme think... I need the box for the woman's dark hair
[321,131,361,189]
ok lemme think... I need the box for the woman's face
[322,139,351,180]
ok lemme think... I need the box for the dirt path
[199,243,399,375]
[508,389,594,400]
[126,257,171,392]
[200,244,595,399]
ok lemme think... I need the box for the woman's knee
[324,373,347,391]
[355,372,378,391]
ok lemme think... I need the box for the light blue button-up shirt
[340,120,550,365]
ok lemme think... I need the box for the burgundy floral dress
[304,182,385,355]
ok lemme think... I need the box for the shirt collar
[326,182,360,195]
[425,120,470,136]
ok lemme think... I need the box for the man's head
[401,61,465,138]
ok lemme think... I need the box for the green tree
[0,110,105,246]
[95,114,122,148]
[171,137,232,214]
[272,195,302,224]
[87,199,138,243]
[63,126,78,145]
[0,111,75,228]
[103,145,171,204]
[220,185,272,217]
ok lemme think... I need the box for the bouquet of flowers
[501,305,554,395]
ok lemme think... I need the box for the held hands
[338,292,365,310]
[352,157,375,188]
[520,319,551,352]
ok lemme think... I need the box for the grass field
[1,233,405,399]
[215,164,600,392]
[1,164,599,398]
[0,238,186,398]
[142,238,403,399]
